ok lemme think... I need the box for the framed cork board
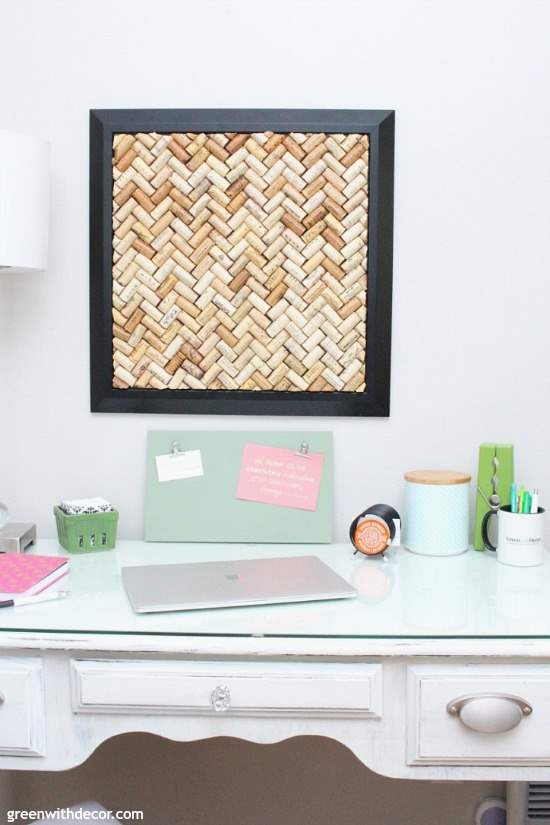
[90,109,394,416]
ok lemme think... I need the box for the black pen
[0,591,69,608]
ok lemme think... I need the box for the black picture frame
[90,108,394,416]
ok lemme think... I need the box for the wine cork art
[111,131,369,393]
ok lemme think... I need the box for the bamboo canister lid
[404,469,471,485]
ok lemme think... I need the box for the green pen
[522,492,531,514]
[510,482,518,513]
[518,487,524,513]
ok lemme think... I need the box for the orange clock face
[354,517,391,556]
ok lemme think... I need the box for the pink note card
[236,443,324,511]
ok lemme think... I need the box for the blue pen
[510,482,517,513]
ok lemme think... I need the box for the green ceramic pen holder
[54,506,119,553]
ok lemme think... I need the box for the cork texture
[111,131,369,392]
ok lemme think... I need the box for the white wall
[1,0,549,541]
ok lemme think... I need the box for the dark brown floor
[7,734,503,825]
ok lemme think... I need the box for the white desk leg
[507,782,528,825]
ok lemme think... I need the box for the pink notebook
[0,554,69,597]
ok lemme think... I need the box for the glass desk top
[1,540,549,639]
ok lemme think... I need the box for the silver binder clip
[295,441,311,459]
[170,441,185,457]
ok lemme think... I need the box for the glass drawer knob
[210,685,231,712]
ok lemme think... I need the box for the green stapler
[474,443,514,551]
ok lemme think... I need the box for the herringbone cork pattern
[111,131,368,392]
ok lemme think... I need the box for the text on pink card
[236,443,324,511]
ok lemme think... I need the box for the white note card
[156,450,204,482]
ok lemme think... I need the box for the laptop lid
[121,555,356,614]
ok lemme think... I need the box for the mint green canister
[404,470,471,556]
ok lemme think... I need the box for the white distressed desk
[1,540,550,796]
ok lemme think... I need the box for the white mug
[483,505,546,567]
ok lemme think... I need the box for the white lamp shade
[0,129,49,271]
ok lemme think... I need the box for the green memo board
[145,431,333,543]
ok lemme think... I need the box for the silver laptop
[121,555,356,613]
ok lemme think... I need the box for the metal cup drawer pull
[210,685,231,712]
[447,693,533,734]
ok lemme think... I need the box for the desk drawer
[408,665,550,766]
[71,660,382,717]
[0,658,45,757]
